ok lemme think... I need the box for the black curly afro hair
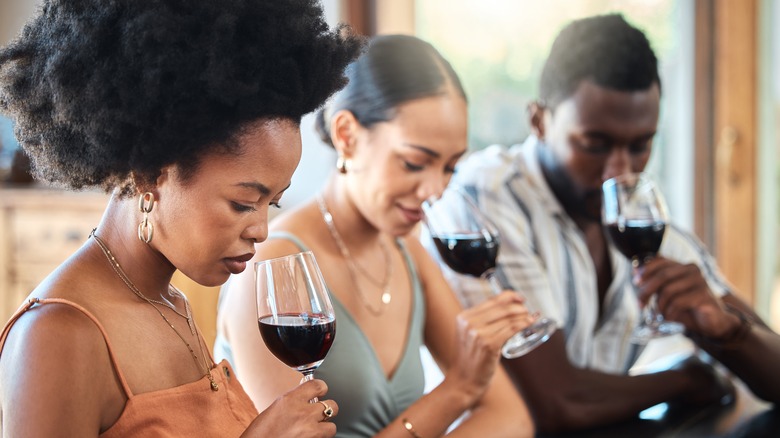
[0,0,363,195]
[539,14,660,109]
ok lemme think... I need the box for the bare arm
[705,294,780,403]
[367,238,534,438]
[0,304,123,436]
[222,213,532,437]
[501,330,731,434]
[639,258,780,403]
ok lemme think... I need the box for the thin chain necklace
[317,194,393,316]
[88,230,196,336]
[90,230,219,391]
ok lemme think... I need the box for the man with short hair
[423,14,780,433]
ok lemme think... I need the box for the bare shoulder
[1,298,108,363]
[0,297,120,435]
[401,234,465,322]
[261,200,325,258]
[400,234,443,285]
[400,234,430,263]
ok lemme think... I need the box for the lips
[398,205,424,223]
[224,252,255,274]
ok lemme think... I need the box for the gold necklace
[317,194,393,316]
[90,230,219,391]
[88,229,196,336]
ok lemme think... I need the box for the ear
[134,166,170,201]
[528,101,547,140]
[330,109,360,159]
[155,166,172,186]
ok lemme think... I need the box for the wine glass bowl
[601,173,684,343]
[431,232,499,278]
[423,186,556,358]
[255,251,336,397]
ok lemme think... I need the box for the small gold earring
[137,192,155,244]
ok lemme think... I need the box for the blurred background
[0,0,777,348]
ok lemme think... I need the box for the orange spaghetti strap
[0,297,135,399]
[0,298,40,350]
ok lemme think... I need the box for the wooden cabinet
[0,185,109,322]
[0,185,225,347]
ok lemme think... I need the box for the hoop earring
[137,192,155,244]
[336,155,348,174]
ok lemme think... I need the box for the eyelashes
[231,202,256,213]
[403,160,458,174]
[232,201,283,212]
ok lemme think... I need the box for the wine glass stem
[301,371,318,403]
[634,258,660,325]
[644,295,667,326]
[482,269,504,296]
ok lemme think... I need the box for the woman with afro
[0,0,361,436]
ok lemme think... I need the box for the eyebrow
[581,131,657,142]
[402,143,441,158]
[235,181,292,196]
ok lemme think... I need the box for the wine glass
[602,172,685,344]
[422,186,557,358]
[255,251,336,402]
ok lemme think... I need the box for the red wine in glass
[602,173,684,343]
[606,220,666,264]
[255,251,336,402]
[432,233,499,278]
[258,313,336,373]
[423,187,556,358]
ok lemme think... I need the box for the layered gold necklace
[90,230,219,391]
[317,194,393,316]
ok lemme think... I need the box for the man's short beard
[537,144,602,223]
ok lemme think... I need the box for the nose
[603,146,632,181]
[417,172,449,203]
[243,214,269,244]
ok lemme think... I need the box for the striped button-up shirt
[421,136,732,373]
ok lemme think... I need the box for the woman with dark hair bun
[217,34,535,437]
[0,0,361,436]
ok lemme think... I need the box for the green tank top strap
[267,231,312,252]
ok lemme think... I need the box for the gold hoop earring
[336,155,348,174]
[137,192,155,244]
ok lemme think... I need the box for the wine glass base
[501,318,557,358]
[630,320,685,345]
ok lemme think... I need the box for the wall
[0,0,38,46]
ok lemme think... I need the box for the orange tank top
[0,298,259,437]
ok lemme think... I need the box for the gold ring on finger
[319,401,334,421]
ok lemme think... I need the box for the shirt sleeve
[419,174,566,328]
[470,182,567,327]
[660,224,734,298]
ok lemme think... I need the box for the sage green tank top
[215,231,426,437]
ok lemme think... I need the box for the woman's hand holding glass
[423,187,556,358]
[255,251,337,417]
[447,291,534,400]
[245,379,339,437]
